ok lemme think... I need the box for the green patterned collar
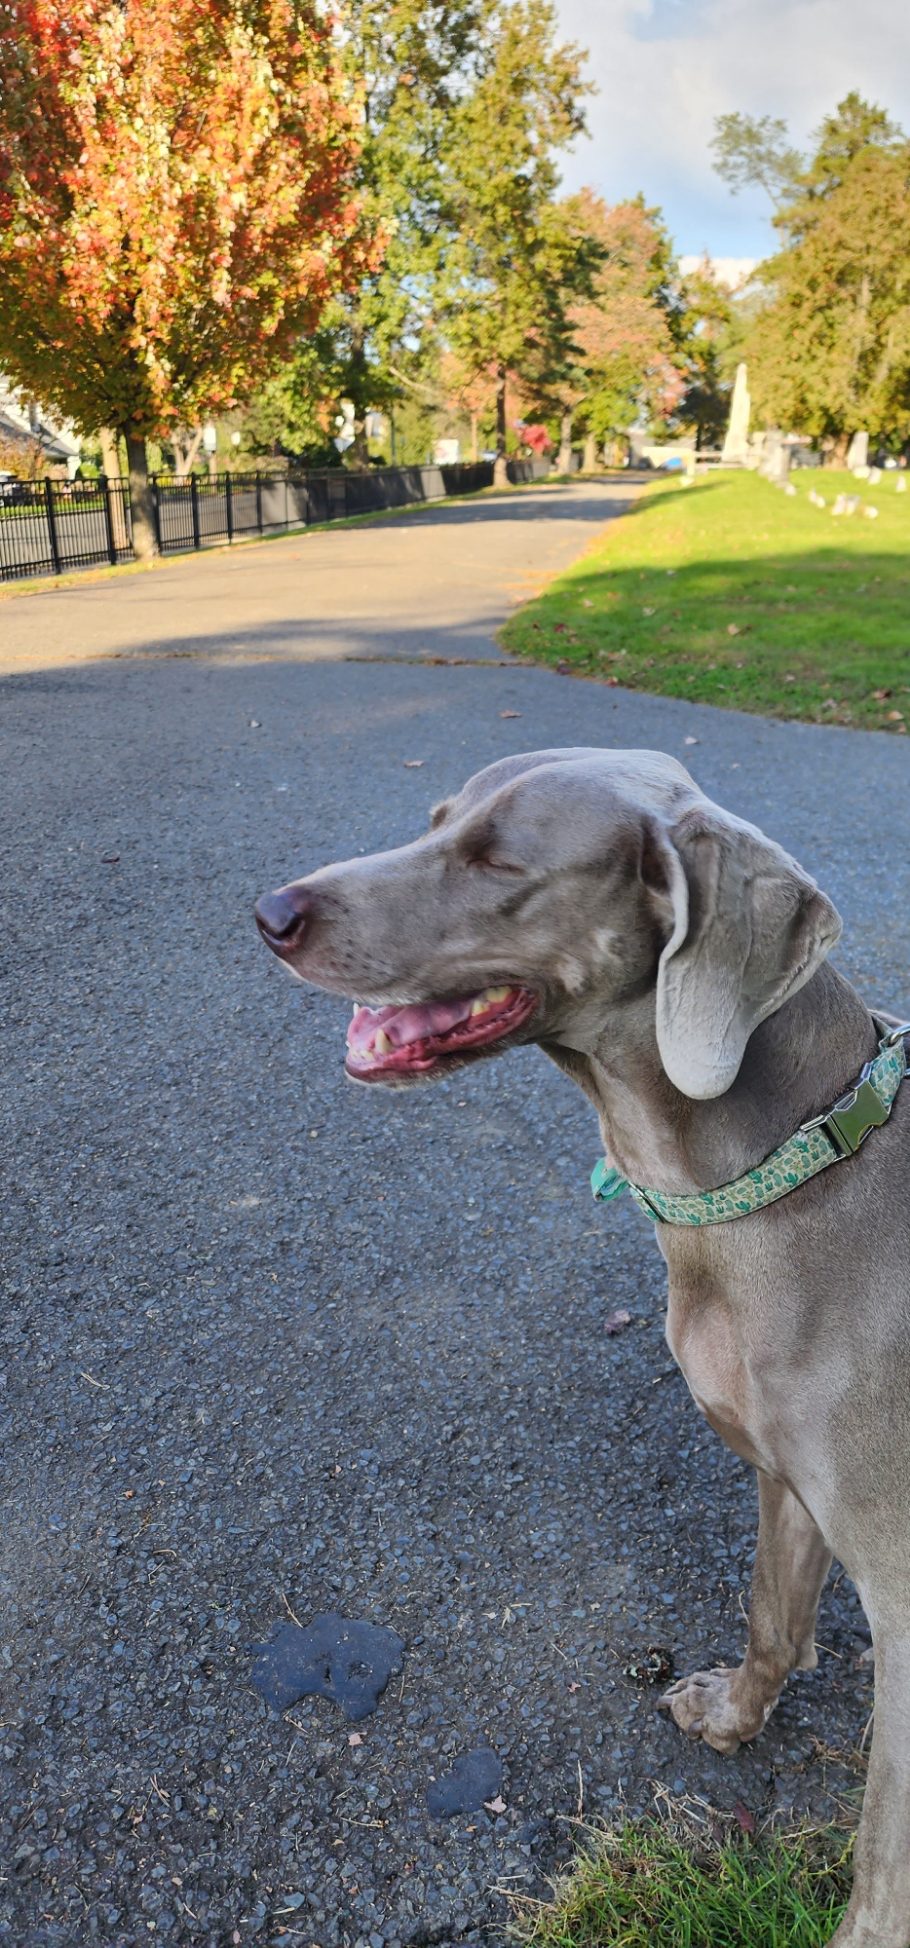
[592,1022,910,1226]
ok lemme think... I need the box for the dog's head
[255,747,841,1099]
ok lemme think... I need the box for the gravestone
[761,429,790,483]
[847,430,869,469]
[722,363,751,465]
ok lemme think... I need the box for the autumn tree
[553,190,686,465]
[714,95,910,454]
[0,0,374,554]
[439,0,592,486]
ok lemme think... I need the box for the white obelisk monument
[722,362,751,464]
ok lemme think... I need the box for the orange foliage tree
[0,0,376,552]
[557,189,686,464]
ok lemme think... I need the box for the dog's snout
[254,882,314,956]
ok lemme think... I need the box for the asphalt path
[3,482,910,1948]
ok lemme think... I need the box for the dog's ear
[648,805,842,1100]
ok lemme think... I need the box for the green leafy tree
[711,112,803,211]
[439,0,592,485]
[713,94,910,454]
[332,0,489,465]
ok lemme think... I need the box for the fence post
[225,472,234,543]
[43,477,62,575]
[190,474,201,550]
[255,472,263,534]
[102,475,118,565]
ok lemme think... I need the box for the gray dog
[255,747,910,1948]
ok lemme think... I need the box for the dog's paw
[657,1666,772,1754]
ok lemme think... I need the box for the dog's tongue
[347,991,505,1055]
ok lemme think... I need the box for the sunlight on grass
[502,470,910,731]
[509,1816,853,1948]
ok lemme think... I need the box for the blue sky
[553,0,910,267]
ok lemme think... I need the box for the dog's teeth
[470,998,488,1017]
[486,986,510,1003]
[373,1029,391,1054]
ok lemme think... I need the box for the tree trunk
[173,428,203,478]
[99,429,130,550]
[493,371,509,489]
[99,428,122,477]
[556,410,573,474]
[830,432,850,467]
[582,431,598,474]
[349,416,370,469]
[470,411,478,465]
[347,327,371,470]
[125,433,158,560]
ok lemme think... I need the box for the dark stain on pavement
[427,1748,503,1818]
[250,1613,405,1720]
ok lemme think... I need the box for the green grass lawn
[502,469,910,732]
[509,1817,854,1948]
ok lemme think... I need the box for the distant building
[679,254,758,293]
[0,374,82,474]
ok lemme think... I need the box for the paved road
[0,481,635,671]
[3,484,910,1948]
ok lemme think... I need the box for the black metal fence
[0,456,548,584]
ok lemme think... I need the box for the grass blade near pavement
[508,1819,853,1948]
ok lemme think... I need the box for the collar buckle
[802,1065,890,1158]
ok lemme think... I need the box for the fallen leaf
[484,1795,507,1815]
[403,759,425,768]
[887,710,905,721]
[499,710,522,719]
[733,1800,757,1836]
[348,1732,364,1748]
[101,853,120,864]
[568,1680,581,1694]
[606,676,619,687]
[642,606,655,617]
[683,735,699,746]
[727,623,741,636]
[873,689,892,700]
[249,718,261,729]
[604,1309,632,1335]
[553,622,568,633]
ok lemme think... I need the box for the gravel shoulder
[2,485,909,1947]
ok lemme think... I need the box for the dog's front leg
[826,1621,910,1948]
[659,1473,832,1753]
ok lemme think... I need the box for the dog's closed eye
[461,822,525,875]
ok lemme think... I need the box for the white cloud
[553,0,910,256]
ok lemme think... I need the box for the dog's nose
[254,882,314,955]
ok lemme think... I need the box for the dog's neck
[547,963,878,1193]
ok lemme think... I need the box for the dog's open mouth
[345,985,538,1081]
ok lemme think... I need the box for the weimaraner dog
[255,747,910,1948]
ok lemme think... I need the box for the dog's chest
[665,1290,779,1473]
